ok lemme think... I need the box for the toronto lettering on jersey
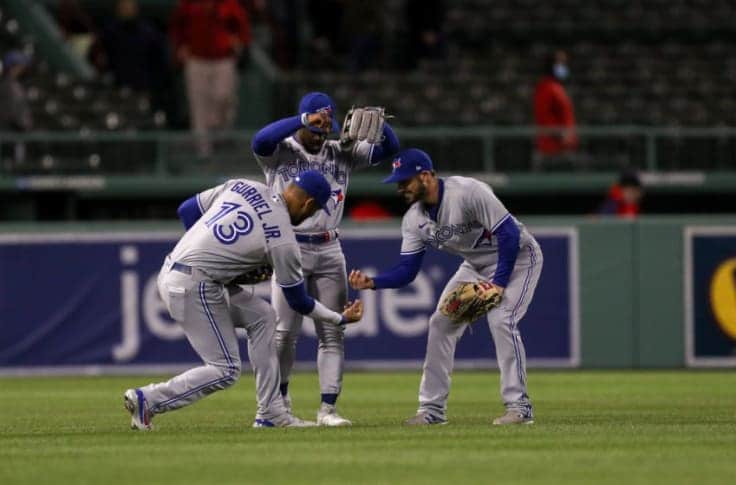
[230,181,273,220]
[273,159,347,185]
[429,220,484,244]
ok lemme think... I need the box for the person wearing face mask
[532,50,579,169]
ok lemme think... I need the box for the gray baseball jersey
[399,175,536,270]
[168,178,303,287]
[397,175,543,420]
[254,137,376,233]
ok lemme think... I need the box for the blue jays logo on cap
[382,148,434,184]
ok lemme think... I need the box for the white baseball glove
[340,106,387,149]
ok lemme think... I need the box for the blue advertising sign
[0,228,579,373]
[685,227,736,367]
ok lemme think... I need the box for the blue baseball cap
[294,169,332,215]
[298,92,340,134]
[382,148,434,184]
[2,50,30,70]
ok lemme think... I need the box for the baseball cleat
[317,403,352,427]
[492,409,534,425]
[403,411,447,426]
[252,414,318,428]
[124,388,153,431]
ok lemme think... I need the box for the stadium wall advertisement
[685,227,736,367]
[0,228,579,374]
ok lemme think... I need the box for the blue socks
[282,383,338,406]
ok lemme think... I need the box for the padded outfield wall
[0,216,734,373]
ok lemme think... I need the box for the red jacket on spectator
[534,75,578,155]
[170,0,251,60]
[599,184,640,218]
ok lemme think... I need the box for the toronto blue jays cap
[294,169,332,215]
[2,50,30,70]
[382,148,434,183]
[298,92,340,134]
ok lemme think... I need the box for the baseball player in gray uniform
[251,92,399,426]
[123,170,363,430]
[349,148,543,426]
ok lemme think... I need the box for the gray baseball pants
[418,243,543,419]
[272,239,347,396]
[138,259,287,421]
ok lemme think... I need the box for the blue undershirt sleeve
[371,250,425,289]
[491,217,521,288]
[251,116,304,156]
[368,122,400,164]
[280,281,317,315]
[177,196,203,230]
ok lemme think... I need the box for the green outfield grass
[1,371,735,485]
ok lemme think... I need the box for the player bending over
[349,149,543,426]
[124,170,363,430]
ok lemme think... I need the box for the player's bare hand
[489,282,505,297]
[341,299,363,324]
[349,269,375,290]
[306,111,332,133]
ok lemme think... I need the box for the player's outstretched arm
[349,249,425,290]
[272,243,363,325]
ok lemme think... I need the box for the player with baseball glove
[251,92,399,426]
[439,280,503,324]
[349,148,543,426]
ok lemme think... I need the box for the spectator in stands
[57,0,98,61]
[343,1,384,72]
[0,50,32,165]
[533,50,579,170]
[99,0,172,113]
[599,170,643,218]
[406,0,445,68]
[305,0,344,69]
[258,0,298,69]
[0,50,32,132]
[170,0,252,157]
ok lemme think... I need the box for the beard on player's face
[297,128,327,154]
[398,176,427,204]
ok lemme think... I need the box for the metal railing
[1,125,735,176]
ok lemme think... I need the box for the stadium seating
[1,8,165,133]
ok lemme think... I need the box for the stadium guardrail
[2,126,736,195]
